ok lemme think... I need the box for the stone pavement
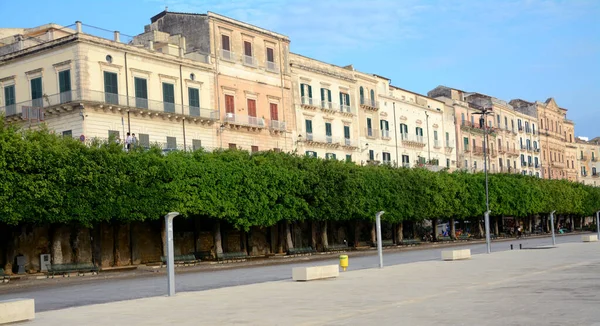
[28,242,600,326]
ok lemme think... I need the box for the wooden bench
[216,252,247,262]
[0,268,9,283]
[287,247,316,255]
[458,235,471,241]
[370,240,395,247]
[161,254,198,267]
[401,239,421,246]
[324,244,348,252]
[48,263,98,277]
[437,236,452,242]
[194,251,213,261]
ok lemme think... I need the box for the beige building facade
[575,137,600,186]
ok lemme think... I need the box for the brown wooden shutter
[222,35,230,51]
[270,103,278,121]
[225,95,235,113]
[247,99,257,117]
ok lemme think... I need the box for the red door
[247,99,256,117]
[270,103,278,121]
[225,95,235,114]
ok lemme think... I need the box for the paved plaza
[26,241,600,325]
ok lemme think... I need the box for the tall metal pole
[482,111,491,253]
[550,210,556,246]
[393,102,399,167]
[425,112,431,161]
[376,211,385,269]
[484,210,491,254]
[596,211,599,240]
[165,212,180,296]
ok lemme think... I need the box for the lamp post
[375,211,385,268]
[596,211,600,240]
[165,212,180,296]
[473,107,492,253]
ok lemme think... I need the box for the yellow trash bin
[339,255,348,271]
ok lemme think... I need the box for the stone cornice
[290,62,355,83]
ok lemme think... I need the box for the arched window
[369,89,375,106]
[359,86,365,105]
[461,113,465,125]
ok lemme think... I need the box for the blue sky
[2,0,599,136]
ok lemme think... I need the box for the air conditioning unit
[40,254,51,272]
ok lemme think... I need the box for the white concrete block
[293,265,339,281]
[582,234,598,242]
[0,298,35,324]
[441,249,472,261]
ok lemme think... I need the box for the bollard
[519,243,522,250]
[510,244,513,250]
[339,255,348,271]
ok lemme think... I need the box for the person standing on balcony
[125,132,132,152]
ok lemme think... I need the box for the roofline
[289,52,354,72]
[207,12,290,41]
[389,84,444,105]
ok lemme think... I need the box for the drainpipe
[393,102,399,167]
[124,51,130,132]
[426,112,431,161]
[211,19,222,149]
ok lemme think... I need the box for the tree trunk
[528,216,532,232]
[354,220,361,247]
[113,224,121,267]
[412,221,417,239]
[546,215,550,233]
[213,221,223,256]
[450,218,456,239]
[370,222,376,245]
[160,220,166,257]
[311,221,318,250]
[432,219,438,241]
[284,221,294,251]
[321,221,329,250]
[396,222,404,243]
[478,219,484,238]
[494,217,499,236]
[240,230,247,254]
[50,225,64,265]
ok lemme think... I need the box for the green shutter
[163,83,175,103]
[325,123,332,136]
[345,93,350,106]
[344,126,350,139]
[135,78,147,99]
[4,86,15,105]
[327,90,332,103]
[59,70,71,93]
[300,84,305,97]
[346,154,352,162]
[104,72,118,94]
[367,118,372,129]
[320,88,325,101]
[305,119,312,133]
[380,120,384,131]
[30,77,42,99]
[339,92,343,106]
[308,85,312,98]
[188,88,200,108]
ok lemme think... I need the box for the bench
[0,268,8,283]
[292,265,339,281]
[458,235,471,241]
[437,236,452,242]
[287,247,316,255]
[324,244,348,252]
[194,251,213,261]
[161,254,198,267]
[371,240,395,247]
[216,252,247,262]
[441,249,471,261]
[48,263,99,277]
[401,239,421,246]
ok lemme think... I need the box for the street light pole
[164,212,180,296]
[596,210,599,240]
[475,107,492,253]
[375,211,385,269]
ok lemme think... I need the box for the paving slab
[28,242,600,326]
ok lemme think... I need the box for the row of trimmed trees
[1,120,599,248]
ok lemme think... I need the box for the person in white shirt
[125,132,132,151]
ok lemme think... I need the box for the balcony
[592,157,598,162]
[320,101,335,112]
[506,149,519,157]
[343,138,358,149]
[445,141,454,153]
[340,104,353,115]
[266,61,279,73]
[525,128,532,134]
[433,140,441,148]
[243,55,258,67]
[381,129,391,140]
[224,113,266,129]
[302,133,342,148]
[365,128,380,139]
[551,160,565,168]
[593,173,599,178]
[269,120,286,132]
[300,96,318,110]
[528,162,534,167]
[0,90,220,124]
[400,133,426,148]
[518,125,524,132]
[580,155,589,161]
[220,49,236,62]
[359,98,379,111]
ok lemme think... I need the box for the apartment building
[429,86,541,177]
[289,54,360,160]
[0,21,218,150]
[145,10,293,152]
[510,98,577,181]
[575,137,600,186]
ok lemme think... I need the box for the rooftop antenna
[165,6,168,12]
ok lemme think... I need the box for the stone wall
[248,227,270,256]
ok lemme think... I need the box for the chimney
[75,21,82,33]
[148,40,154,50]
[114,31,120,43]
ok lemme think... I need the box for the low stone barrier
[582,234,598,242]
[0,298,35,324]
[292,265,339,281]
[441,249,472,261]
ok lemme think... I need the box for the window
[532,123,536,134]
[499,158,503,167]
[247,99,257,117]
[346,154,352,162]
[366,118,373,137]
[162,83,175,113]
[593,167,597,176]
[474,161,477,169]
[104,72,118,104]
[463,137,469,150]
[58,69,71,103]
[108,130,120,140]
[399,123,408,139]
[533,141,538,149]
[325,122,332,142]
[305,119,313,139]
[134,77,148,109]
[62,130,72,137]
[320,88,332,108]
[251,146,259,153]
[344,125,350,142]
[526,139,531,150]
[511,120,514,131]
[243,41,254,66]
[402,155,410,167]
[139,133,150,149]
[518,119,522,129]
[326,153,336,160]
[369,150,374,161]
[471,115,475,126]
[192,139,202,151]
[229,143,237,150]
[382,152,391,164]
[461,113,465,124]
[305,151,317,158]
[380,120,389,138]
[465,160,468,169]
[30,77,43,107]
[188,87,200,116]
[521,154,526,166]
[535,157,539,167]
[221,35,230,51]
[433,130,438,146]
[340,92,350,112]
[166,136,177,150]
[300,84,313,103]
[472,138,476,152]
[270,103,279,121]
[446,132,450,147]
[415,127,423,142]
[225,94,235,114]
[3,85,15,115]
[496,114,500,126]
[266,47,274,63]
[446,159,450,168]
[359,87,365,104]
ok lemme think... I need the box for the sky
[2,0,599,136]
